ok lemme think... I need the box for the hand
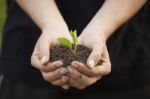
[67,29,111,89]
[78,30,107,68]
[31,26,72,88]
[67,45,111,90]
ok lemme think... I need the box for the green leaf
[70,30,78,45]
[57,37,72,49]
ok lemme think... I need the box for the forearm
[83,0,147,40]
[16,0,67,32]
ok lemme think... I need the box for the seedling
[58,30,78,54]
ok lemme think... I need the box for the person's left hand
[66,30,111,90]
[67,47,111,89]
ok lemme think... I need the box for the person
[0,0,150,99]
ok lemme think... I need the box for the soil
[50,44,101,67]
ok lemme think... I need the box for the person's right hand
[31,26,72,88]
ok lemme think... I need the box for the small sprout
[57,37,73,52]
[70,30,78,45]
[70,30,78,53]
[57,30,78,54]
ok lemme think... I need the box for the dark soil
[50,44,101,67]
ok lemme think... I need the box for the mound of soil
[50,44,100,67]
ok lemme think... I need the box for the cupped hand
[68,45,111,90]
[78,30,107,68]
[31,27,72,88]
[67,30,111,90]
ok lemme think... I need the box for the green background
[0,0,6,44]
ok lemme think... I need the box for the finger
[98,47,111,76]
[38,38,50,65]
[68,66,102,87]
[87,45,104,68]
[97,60,111,76]
[71,61,103,77]
[31,43,41,68]
[31,52,63,71]
[62,84,70,90]
[42,61,63,72]
[41,67,68,82]
[51,76,69,86]
[103,45,110,61]
[69,78,85,90]
[31,52,41,69]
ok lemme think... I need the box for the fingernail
[78,62,84,67]
[62,78,66,82]
[88,60,95,68]
[60,69,67,75]
[68,67,73,73]
[56,62,63,67]
[62,85,69,90]
[41,56,47,65]
[72,62,78,68]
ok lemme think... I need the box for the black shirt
[0,0,150,93]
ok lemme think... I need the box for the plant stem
[73,44,77,54]
[70,48,74,54]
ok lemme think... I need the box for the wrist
[82,21,115,41]
[41,23,69,34]
[81,26,107,42]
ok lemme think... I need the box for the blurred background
[0,0,6,82]
[0,0,6,44]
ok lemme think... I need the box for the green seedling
[58,30,78,54]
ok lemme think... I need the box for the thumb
[87,46,103,68]
[38,38,51,65]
